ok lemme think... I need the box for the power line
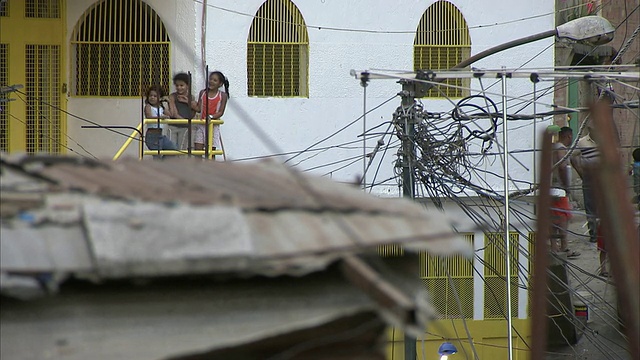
[8,113,82,157]
[230,137,381,162]
[284,94,399,164]
[14,89,141,143]
[15,93,99,160]
[194,0,596,35]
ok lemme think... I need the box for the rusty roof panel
[1,155,469,279]
[17,158,421,215]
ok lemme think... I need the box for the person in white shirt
[551,127,580,257]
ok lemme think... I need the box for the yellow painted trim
[115,120,224,160]
[143,119,224,125]
[112,123,142,161]
[386,318,532,360]
[142,150,224,156]
[1,0,66,154]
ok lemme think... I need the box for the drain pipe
[200,0,208,80]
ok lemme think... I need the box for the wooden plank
[340,255,414,324]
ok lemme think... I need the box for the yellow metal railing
[113,123,143,160]
[112,119,224,160]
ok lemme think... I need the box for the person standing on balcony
[572,91,616,243]
[572,121,599,243]
[168,73,197,150]
[194,71,229,153]
[144,85,177,159]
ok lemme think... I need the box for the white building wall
[65,0,200,161]
[66,0,555,196]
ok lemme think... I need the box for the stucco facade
[59,0,556,195]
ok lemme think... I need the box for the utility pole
[394,74,431,360]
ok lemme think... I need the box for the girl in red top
[195,71,229,152]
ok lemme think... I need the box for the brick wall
[603,0,640,167]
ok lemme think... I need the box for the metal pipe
[501,69,514,360]
[205,65,209,159]
[590,100,640,359]
[142,119,223,125]
[362,76,368,191]
[532,80,538,193]
[530,131,553,360]
[156,97,161,158]
[453,30,556,69]
[142,149,223,156]
[187,71,193,156]
[139,94,143,159]
[208,121,215,159]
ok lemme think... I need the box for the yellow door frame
[0,0,67,153]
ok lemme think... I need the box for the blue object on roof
[438,342,458,355]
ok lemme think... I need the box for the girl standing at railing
[167,73,197,150]
[194,71,229,153]
[144,85,177,158]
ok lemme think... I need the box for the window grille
[421,234,474,319]
[377,244,404,257]
[247,0,309,97]
[414,1,471,98]
[527,231,536,317]
[0,0,8,17]
[72,0,170,97]
[0,43,8,152]
[25,0,60,18]
[484,232,519,319]
[25,44,63,154]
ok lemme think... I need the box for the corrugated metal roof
[1,155,456,356]
[14,156,419,214]
[1,155,470,280]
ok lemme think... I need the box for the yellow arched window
[72,0,170,97]
[247,0,309,97]
[414,1,471,98]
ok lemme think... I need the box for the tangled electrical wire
[387,87,633,359]
[393,94,504,206]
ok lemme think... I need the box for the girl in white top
[144,85,177,155]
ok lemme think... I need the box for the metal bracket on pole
[361,72,369,191]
